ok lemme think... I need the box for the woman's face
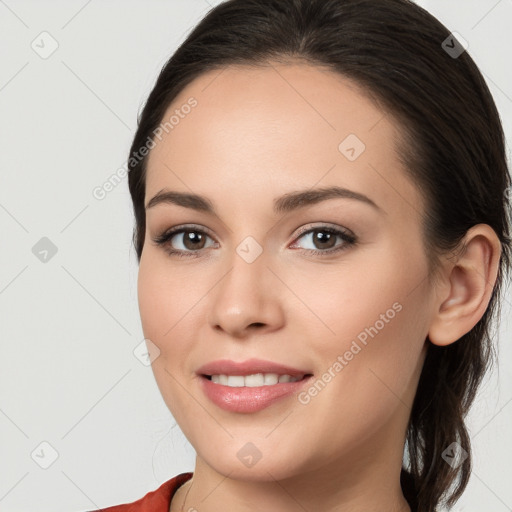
[138,62,434,481]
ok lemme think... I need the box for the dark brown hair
[126,0,512,510]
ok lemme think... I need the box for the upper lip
[197,358,312,377]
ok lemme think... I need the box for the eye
[290,224,357,256]
[151,225,217,258]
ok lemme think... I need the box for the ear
[428,224,502,347]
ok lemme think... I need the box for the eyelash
[151,224,357,259]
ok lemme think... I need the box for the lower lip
[199,375,312,413]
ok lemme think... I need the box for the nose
[207,246,286,340]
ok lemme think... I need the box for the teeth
[227,375,245,387]
[209,373,302,387]
[264,373,278,385]
[246,373,267,387]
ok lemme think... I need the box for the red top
[97,472,193,511]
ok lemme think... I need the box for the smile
[207,373,304,386]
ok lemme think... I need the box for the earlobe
[428,224,502,347]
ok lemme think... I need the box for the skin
[136,61,502,512]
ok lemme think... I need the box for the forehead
[145,61,424,220]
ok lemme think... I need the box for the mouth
[196,359,314,413]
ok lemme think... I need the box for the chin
[205,455,306,482]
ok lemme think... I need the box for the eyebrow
[145,185,383,215]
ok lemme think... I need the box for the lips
[196,358,314,413]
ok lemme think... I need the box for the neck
[171,433,412,512]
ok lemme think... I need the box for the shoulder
[95,472,193,512]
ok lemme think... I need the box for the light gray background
[0,1,510,511]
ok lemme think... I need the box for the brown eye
[180,230,208,250]
[291,225,357,256]
[309,230,337,250]
[152,225,217,258]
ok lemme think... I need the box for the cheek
[287,237,426,352]
[137,252,199,339]
[293,297,428,470]
[299,239,429,410]
[137,253,205,412]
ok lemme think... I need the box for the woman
[99,0,511,510]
